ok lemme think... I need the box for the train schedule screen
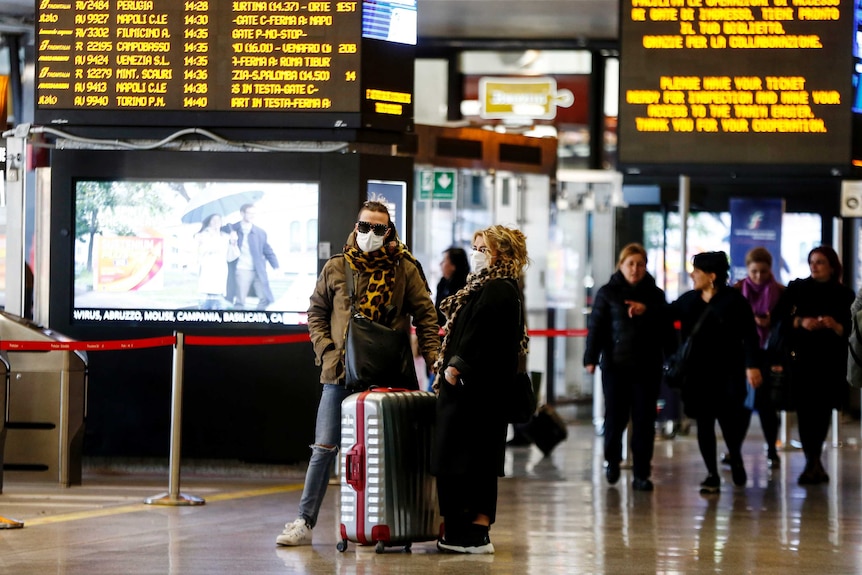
[34,0,385,128]
[618,0,854,170]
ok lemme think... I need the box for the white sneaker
[276,518,313,546]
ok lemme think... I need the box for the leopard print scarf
[343,237,429,322]
[433,260,530,386]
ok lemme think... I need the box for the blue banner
[729,198,784,284]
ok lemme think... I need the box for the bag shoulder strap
[343,256,357,310]
[690,304,712,337]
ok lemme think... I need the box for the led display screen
[34,0,413,131]
[618,0,854,172]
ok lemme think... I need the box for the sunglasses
[357,221,389,236]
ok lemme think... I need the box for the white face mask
[356,231,386,253]
[471,250,489,273]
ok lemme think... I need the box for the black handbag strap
[689,304,712,338]
[343,257,358,312]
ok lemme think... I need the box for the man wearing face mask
[276,199,439,547]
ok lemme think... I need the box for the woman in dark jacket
[669,251,762,494]
[770,245,854,485]
[432,225,529,555]
[584,243,671,491]
[435,247,470,327]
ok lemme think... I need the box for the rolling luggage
[525,404,568,456]
[337,388,442,553]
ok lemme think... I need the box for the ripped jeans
[297,383,353,528]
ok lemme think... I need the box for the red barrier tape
[0,328,581,352]
[0,336,176,352]
[184,333,311,346]
[527,328,588,337]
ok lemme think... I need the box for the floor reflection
[3,417,862,574]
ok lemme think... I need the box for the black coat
[770,277,854,408]
[669,287,761,417]
[583,271,671,374]
[431,278,522,478]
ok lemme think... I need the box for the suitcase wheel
[337,539,348,552]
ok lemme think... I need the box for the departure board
[34,1,414,132]
[618,0,854,172]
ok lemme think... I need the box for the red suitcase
[337,388,442,553]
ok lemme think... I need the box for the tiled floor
[2,415,862,574]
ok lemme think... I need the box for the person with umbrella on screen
[223,203,280,310]
[194,213,239,309]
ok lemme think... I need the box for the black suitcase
[525,404,568,456]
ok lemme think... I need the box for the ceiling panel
[418,0,618,42]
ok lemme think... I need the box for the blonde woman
[432,225,529,554]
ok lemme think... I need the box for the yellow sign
[480,77,574,120]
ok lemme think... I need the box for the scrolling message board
[618,0,853,173]
[35,0,415,133]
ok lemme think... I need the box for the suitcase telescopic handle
[345,444,365,491]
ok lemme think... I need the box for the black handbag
[768,368,792,411]
[506,371,537,424]
[663,306,711,389]
[343,259,418,392]
[765,317,795,410]
[504,287,535,423]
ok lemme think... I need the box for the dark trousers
[740,382,780,455]
[436,473,499,532]
[696,404,749,476]
[793,366,836,465]
[602,366,660,479]
[797,400,833,464]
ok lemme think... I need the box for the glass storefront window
[646,211,821,301]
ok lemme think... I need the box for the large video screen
[73,180,318,327]
[618,0,854,172]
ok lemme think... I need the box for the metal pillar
[146,333,204,506]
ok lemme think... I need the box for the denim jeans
[298,383,352,528]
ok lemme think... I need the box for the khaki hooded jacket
[307,232,439,384]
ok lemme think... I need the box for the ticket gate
[0,353,7,492]
[0,312,87,487]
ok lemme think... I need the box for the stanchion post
[146,331,204,506]
[778,410,787,450]
[832,408,839,448]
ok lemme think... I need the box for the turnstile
[0,352,7,492]
[0,312,87,487]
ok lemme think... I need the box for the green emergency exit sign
[419,169,456,200]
